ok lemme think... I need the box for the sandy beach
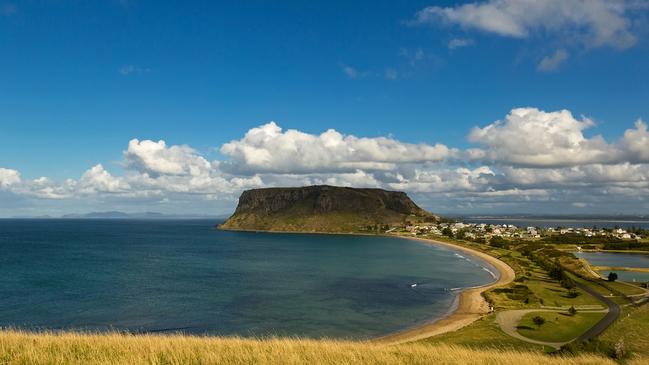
[375,236,515,344]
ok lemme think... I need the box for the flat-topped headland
[219,185,515,342]
[218,185,437,233]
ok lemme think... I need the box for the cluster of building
[545,227,641,240]
[403,222,643,241]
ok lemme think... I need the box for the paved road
[574,281,621,342]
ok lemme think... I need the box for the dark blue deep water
[0,219,496,339]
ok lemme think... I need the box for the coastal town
[401,222,647,242]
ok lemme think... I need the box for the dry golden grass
[0,330,641,365]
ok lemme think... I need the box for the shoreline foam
[375,236,515,344]
[218,228,516,343]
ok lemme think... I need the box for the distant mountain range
[11,211,228,220]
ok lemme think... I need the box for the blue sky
[1,0,649,216]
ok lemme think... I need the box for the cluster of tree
[603,241,649,251]
[518,243,544,256]
[626,226,649,237]
[547,260,577,289]
[541,234,624,245]
[532,315,545,328]
[489,236,511,249]
[522,247,579,291]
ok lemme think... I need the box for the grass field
[0,330,629,365]
[516,312,606,343]
[600,280,646,296]
[486,261,601,310]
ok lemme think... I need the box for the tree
[560,276,576,290]
[608,272,618,282]
[532,315,545,328]
[490,236,510,249]
[567,288,579,298]
[568,306,577,316]
[442,227,454,238]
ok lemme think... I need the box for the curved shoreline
[218,228,516,343]
[375,236,515,344]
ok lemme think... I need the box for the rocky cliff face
[218,185,434,233]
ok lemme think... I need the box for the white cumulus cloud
[220,122,454,174]
[3,109,649,215]
[623,119,649,162]
[0,167,21,188]
[468,107,623,167]
[124,139,213,177]
[414,0,639,49]
[78,164,130,194]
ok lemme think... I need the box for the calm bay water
[0,219,496,339]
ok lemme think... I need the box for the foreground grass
[600,304,649,359]
[0,330,628,365]
[421,314,544,351]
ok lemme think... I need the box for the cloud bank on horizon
[2,107,649,216]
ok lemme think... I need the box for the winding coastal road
[574,282,620,342]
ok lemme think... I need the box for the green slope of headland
[219,185,436,233]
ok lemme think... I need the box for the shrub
[490,236,510,249]
[608,272,618,282]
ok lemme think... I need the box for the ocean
[0,219,496,339]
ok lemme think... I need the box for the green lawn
[516,311,606,343]
[569,275,634,306]
[420,314,544,351]
[602,280,646,296]
[486,267,601,310]
[524,278,601,307]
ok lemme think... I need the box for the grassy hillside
[0,330,628,365]
[600,304,649,358]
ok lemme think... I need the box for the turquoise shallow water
[574,251,649,283]
[0,219,496,339]
[574,252,649,268]
[598,270,649,283]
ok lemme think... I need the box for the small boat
[410,283,417,288]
